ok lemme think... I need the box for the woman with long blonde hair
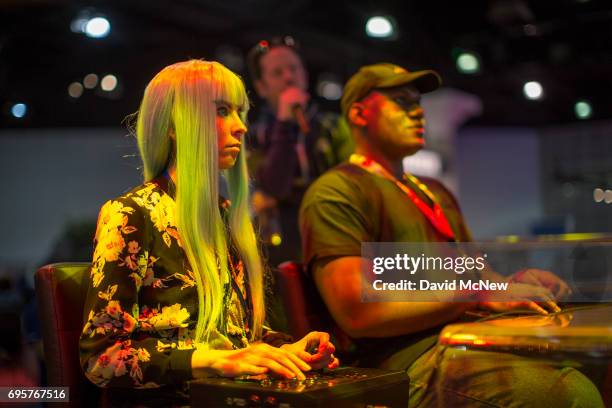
[79,60,337,405]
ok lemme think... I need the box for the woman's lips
[224,146,241,154]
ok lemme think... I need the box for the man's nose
[409,106,424,120]
[282,69,296,85]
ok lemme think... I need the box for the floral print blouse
[79,176,269,389]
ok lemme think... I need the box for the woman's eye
[217,106,229,116]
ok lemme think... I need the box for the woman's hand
[478,282,561,315]
[281,331,339,370]
[192,343,311,380]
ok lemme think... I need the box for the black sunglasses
[253,36,297,55]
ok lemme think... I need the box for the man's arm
[313,256,476,338]
[255,120,300,199]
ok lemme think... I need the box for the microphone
[291,104,311,135]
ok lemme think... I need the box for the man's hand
[281,331,339,370]
[277,87,310,121]
[509,268,572,300]
[478,282,561,315]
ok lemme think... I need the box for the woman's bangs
[215,65,248,112]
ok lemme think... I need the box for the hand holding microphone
[277,86,310,134]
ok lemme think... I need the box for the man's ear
[254,79,267,98]
[348,103,368,127]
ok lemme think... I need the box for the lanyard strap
[349,154,455,241]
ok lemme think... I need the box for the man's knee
[543,367,603,408]
[499,365,603,408]
[435,349,604,407]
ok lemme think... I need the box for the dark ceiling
[1,0,611,128]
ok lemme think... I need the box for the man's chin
[398,143,424,158]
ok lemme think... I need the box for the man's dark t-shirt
[299,162,472,368]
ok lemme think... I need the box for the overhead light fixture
[10,103,27,119]
[574,100,592,119]
[605,190,612,204]
[101,74,118,92]
[366,16,395,39]
[68,82,84,98]
[83,73,99,89]
[456,52,480,74]
[594,188,604,203]
[85,17,111,38]
[71,10,110,38]
[316,74,343,101]
[523,81,543,100]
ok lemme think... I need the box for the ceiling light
[83,73,99,89]
[366,16,395,38]
[10,103,27,118]
[523,81,543,100]
[100,74,118,91]
[85,17,111,38]
[456,52,480,74]
[68,82,84,98]
[574,100,592,120]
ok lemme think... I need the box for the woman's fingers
[282,349,312,372]
[304,332,336,362]
[313,331,330,353]
[327,356,340,369]
[257,346,307,379]
[236,339,340,380]
[254,357,297,379]
[237,364,269,376]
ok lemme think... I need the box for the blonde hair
[135,60,264,342]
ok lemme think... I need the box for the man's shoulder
[307,162,367,191]
[416,176,458,200]
[417,175,447,191]
[302,163,375,208]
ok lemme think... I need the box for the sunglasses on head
[252,36,297,56]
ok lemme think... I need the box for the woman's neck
[167,162,177,185]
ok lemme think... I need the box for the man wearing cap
[299,63,603,407]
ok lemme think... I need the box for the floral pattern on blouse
[79,178,253,389]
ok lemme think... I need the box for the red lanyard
[349,154,455,241]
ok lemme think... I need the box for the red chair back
[35,262,104,407]
[274,261,353,352]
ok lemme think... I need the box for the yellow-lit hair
[135,60,264,342]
